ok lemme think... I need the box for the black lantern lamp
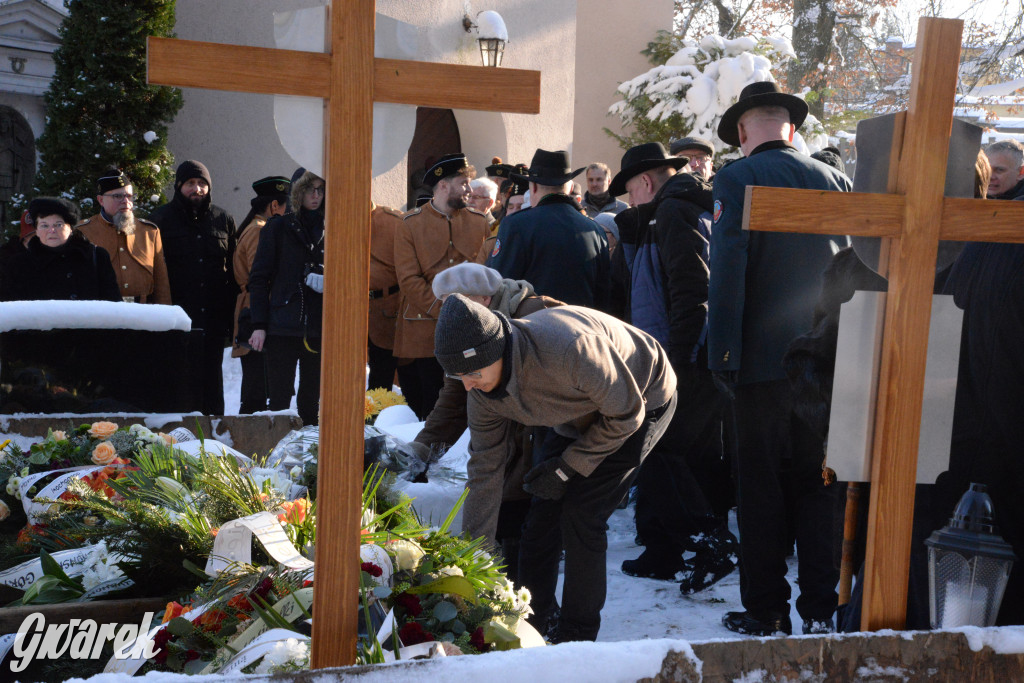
[463,10,507,68]
[925,483,1017,628]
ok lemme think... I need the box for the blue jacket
[708,141,851,384]
[487,193,610,309]
[616,172,713,369]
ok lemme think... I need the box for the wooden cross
[743,16,1024,630]
[146,3,539,668]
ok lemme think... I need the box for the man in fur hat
[77,168,171,304]
[150,160,238,415]
[709,81,851,636]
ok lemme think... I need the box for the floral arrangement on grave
[365,387,407,424]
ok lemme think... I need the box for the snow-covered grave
[0,301,194,414]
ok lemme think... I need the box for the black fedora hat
[608,142,688,197]
[717,81,808,147]
[512,149,584,187]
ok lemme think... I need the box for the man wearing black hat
[434,294,677,642]
[393,153,490,419]
[487,149,610,309]
[709,81,852,636]
[150,160,238,415]
[77,168,171,305]
[231,176,290,414]
[670,136,716,180]
[608,142,737,593]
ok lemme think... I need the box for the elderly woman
[247,171,325,426]
[0,197,119,302]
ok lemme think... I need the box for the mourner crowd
[3,81,1024,643]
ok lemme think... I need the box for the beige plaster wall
[571,0,673,179]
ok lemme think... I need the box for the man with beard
[77,168,171,304]
[393,152,490,419]
[150,160,238,415]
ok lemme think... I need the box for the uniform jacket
[708,141,851,384]
[368,205,404,350]
[464,306,676,545]
[0,231,120,302]
[231,215,267,357]
[248,209,325,338]
[616,172,713,370]
[582,192,628,218]
[392,202,490,358]
[150,193,238,336]
[77,213,171,304]
[487,193,611,309]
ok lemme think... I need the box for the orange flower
[158,432,177,445]
[91,442,118,466]
[196,609,228,633]
[88,421,119,440]
[277,498,309,525]
[227,593,253,615]
[210,527,219,537]
[161,601,193,624]
[51,430,67,441]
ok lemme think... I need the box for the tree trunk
[788,0,837,119]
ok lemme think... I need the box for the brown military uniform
[76,213,171,304]
[392,202,490,359]
[368,205,404,350]
[231,216,267,358]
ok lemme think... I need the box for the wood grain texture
[940,197,1024,242]
[309,0,373,669]
[861,16,964,632]
[147,37,330,96]
[374,58,540,113]
[743,187,904,237]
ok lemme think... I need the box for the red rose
[393,592,423,617]
[360,562,383,577]
[398,621,434,645]
[470,626,489,652]
[152,628,173,664]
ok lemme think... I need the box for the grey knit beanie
[434,293,507,375]
[432,262,503,300]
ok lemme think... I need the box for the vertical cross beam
[861,17,964,630]
[310,0,374,668]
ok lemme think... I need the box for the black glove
[711,370,738,400]
[522,457,576,500]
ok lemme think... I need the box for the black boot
[722,610,792,636]
[621,548,687,580]
[679,526,738,594]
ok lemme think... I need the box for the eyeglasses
[308,186,325,195]
[103,192,134,202]
[445,371,482,381]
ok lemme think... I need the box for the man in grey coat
[434,294,677,643]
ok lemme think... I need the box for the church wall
[571,0,673,180]
[167,0,579,217]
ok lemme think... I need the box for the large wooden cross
[146,2,540,668]
[744,16,1024,630]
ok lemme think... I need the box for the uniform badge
[713,199,723,223]
[491,239,501,258]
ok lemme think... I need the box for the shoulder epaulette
[403,206,424,220]
[380,206,405,218]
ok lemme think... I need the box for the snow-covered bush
[608,34,827,157]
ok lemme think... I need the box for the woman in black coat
[247,171,325,426]
[0,197,119,302]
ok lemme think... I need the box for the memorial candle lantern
[925,483,1016,628]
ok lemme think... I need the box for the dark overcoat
[0,231,119,302]
[708,141,851,384]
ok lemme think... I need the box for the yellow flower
[88,421,119,440]
[158,432,177,445]
[364,395,377,421]
[0,499,9,522]
[365,388,407,421]
[91,441,118,466]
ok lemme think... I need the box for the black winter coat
[248,209,325,338]
[615,172,713,370]
[150,193,237,336]
[0,231,120,302]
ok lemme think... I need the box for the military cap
[423,153,469,187]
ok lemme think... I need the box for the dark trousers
[367,340,397,391]
[238,351,269,414]
[518,392,678,640]
[396,356,444,420]
[634,366,730,556]
[265,334,321,426]
[187,331,226,415]
[733,379,838,621]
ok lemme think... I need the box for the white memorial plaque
[828,292,963,483]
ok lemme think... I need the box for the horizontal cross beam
[745,187,1024,244]
[147,37,541,114]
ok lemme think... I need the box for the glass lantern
[478,37,505,68]
[925,482,1017,628]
